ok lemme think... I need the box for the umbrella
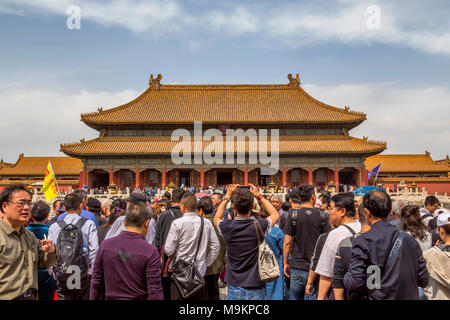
[195,192,211,198]
[353,186,384,196]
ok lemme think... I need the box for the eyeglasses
[8,200,32,208]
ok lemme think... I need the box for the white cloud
[204,6,259,35]
[2,0,450,55]
[1,0,185,34]
[0,84,139,162]
[266,2,450,55]
[303,82,450,160]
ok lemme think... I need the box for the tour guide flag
[368,163,382,180]
[43,161,58,202]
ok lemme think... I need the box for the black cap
[87,197,101,213]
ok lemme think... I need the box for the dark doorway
[339,169,357,186]
[180,170,191,186]
[91,170,109,188]
[217,172,233,185]
[259,174,271,186]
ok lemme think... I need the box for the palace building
[0,154,82,192]
[60,74,387,189]
[365,152,450,194]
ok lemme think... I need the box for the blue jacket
[343,220,429,300]
[57,209,98,227]
[265,226,287,300]
[27,223,49,240]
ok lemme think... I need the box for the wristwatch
[223,196,230,201]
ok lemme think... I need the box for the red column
[162,168,166,188]
[244,168,248,185]
[361,167,368,186]
[335,166,339,190]
[79,169,86,188]
[200,168,205,188]
[135,168,140,189]
[282,167,287,187]
[308,167,313,185]
[109,168,114,185]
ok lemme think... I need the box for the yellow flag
[43,161,58,202]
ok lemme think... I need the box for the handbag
[171,217,206,299]
[254,220,280,282]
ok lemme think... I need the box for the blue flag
[368,163,382,180]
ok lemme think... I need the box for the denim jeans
[290,268,317,300]
[227,285,267,300]
[418,287,428,300]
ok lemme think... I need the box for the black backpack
[54,218,89,282]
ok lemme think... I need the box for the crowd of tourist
[0,182,449,300]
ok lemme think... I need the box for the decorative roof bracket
[149,74,162,89]
[287,73,300,87]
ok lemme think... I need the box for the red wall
[383,183,450,195]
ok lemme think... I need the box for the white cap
[437,212,450,227]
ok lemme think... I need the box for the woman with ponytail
[97,198,127,245]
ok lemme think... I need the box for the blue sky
[0,0,449,163]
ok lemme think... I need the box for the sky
[0,0,449,163]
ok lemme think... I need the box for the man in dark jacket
[153,188,185,299]
[343,190,429,300]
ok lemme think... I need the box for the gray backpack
[54,218,89,283]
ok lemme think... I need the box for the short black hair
[0,184,32,213]
[163,192,171,200]
[281,201,291,212]
[212,192,223,199]
[357,202,367,224]
[331,193,356,217]
[128,192,147,205]
[171,188,186,203]
[298,184,315,203]
[125,202,152,228]
[72,189,87,200]
[180,192,197,212]
[31,200,50,222]
[64,193,83,211]
[320,193,331,206]
[198,196,214,215]
[288,189,301,204]
[424,195,440,207]
[363,190,392,219]
[232,188,254,215]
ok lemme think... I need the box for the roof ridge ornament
[287,73,300,87]
[344,106,350,112]
[97,107,103,112]
[363,136,368,141]
[425,150,430,156]
[149,74,162,89]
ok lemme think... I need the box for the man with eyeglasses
[0,184,57,300]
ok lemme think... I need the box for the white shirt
[105,215,156,244]
[315,221,361,278]
[48,213,99,267]
[164,212,220,277]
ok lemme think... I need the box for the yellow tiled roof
[60,136,386,156]
[0,155,83,176]
[81,75,366,126]
[0,179,79,186]
[365,154,450,173]
[375,177,450,183]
